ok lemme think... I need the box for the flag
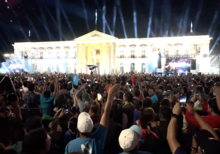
[87,65,97,71]
[95,9,98,25]
[71,74,79,86]
[131,76,135,87]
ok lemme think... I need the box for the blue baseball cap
[129,125,142,137]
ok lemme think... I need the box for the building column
[110,43,112,74]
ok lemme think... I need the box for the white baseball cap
[119,129,139,152]
[77,112,93,133]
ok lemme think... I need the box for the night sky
[0,0,220,57]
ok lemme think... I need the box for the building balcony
[117,56,149,59]
[23,57,77,60]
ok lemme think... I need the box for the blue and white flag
[87,65,97,71]
[71,74,79,86]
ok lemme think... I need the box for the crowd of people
[1,71,220,154]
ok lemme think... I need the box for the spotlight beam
[0,24,14,44]
[103,6,106,33]
[178,18,183,36]
[150,31,156,37]
[40,8,53,41]
[208,10,219,35]
[0,35,9,51]
[147,0,154,38]
[105,19,113,35]
[194,0,204,31]
[94,0,113,35]
[211,23,220,37]
[113,4,117,36]
[170,31,174,37]
[163,0,171,37]
[211,52,220,65]
[103,0,106,34]
[45,7,66,41]
[132,0,138,38]
[182,7,190,35]
[20,1,42,40]
[56,0,62,41]
[45,7,59,28]
[24,17,41,41]
[81,0,90,32]
[13,19,28,40]
[209,35,220,55]
[61,8,76,38]
[154,18,159,35]
[117,0,127,38]
[160,17,163,36]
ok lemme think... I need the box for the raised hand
[108,84,120,97]
[173,100,181,115]
[186,103,196,115]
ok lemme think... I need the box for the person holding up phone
[185,95,220,129]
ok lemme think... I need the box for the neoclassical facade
[13,30,212,74]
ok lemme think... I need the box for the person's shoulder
[34,92,40,96]
[50,94,56,98]
[90,124,107,137]
[96,124,107,132]
[66,138,80,146]
[174,146,187,154]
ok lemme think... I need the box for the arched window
[130,45,136,58]
[38,47,44,59]
[40,52,43,59]
[120,51,124,58]
[70,47,77,59]
[30,48,36,59]
[118,45,125,58]
[142,50,146,58]
[64,46,70,59]
[120,63,124,74]
[130,63,135,72]
[47,47,53,59]
[141,63,146,72]
[35,51,40,59]
[56,47,61,59]
[57,52,60,59]
[65,52,69,59]
[131,50,135,58]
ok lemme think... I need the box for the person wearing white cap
[118,125,152,154]
[65,84,121,154]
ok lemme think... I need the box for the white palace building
[12,30,212,74]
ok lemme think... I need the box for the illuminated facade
[13,30,212,74]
